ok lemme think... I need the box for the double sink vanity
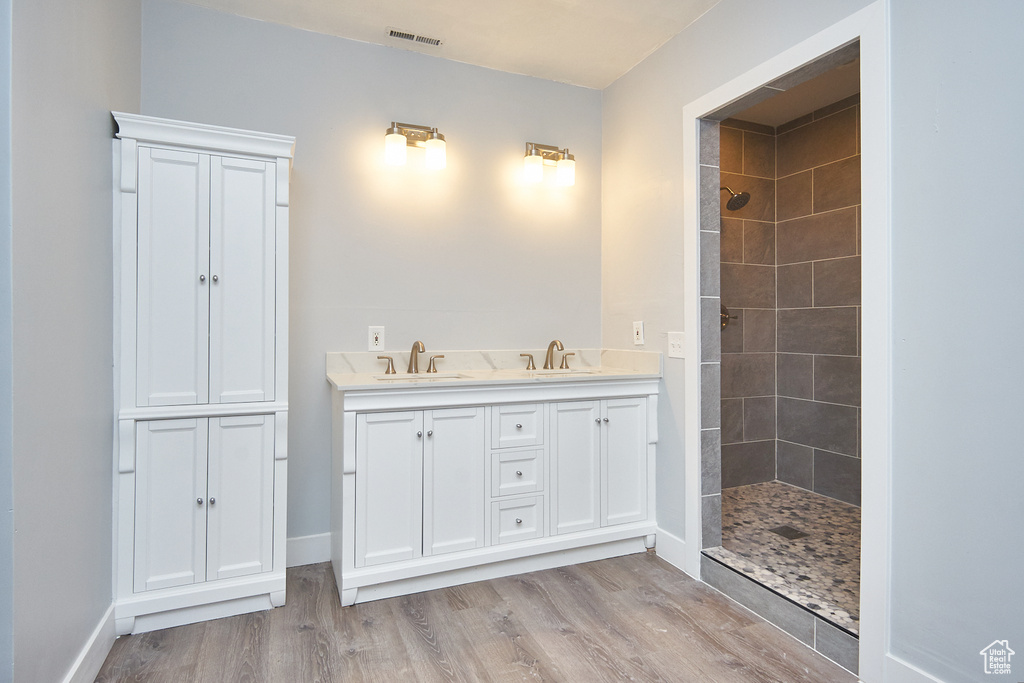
[327,345,662,606]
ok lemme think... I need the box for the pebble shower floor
[703,480,861,635]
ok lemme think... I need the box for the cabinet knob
[209,497,216,505]
[427,430,433,437]
[516,470,523,476]
[417,431,423,438]
[516,423,523,429]
[212,274,219,283]
[603,417,609,423]
[199,274,206,283]
[595,418,601,424]
[515,518,523,525]
[197,498,204,506]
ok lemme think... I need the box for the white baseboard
[62,603,115,683]
[883,653,945,683]
[287,532,331,567]
[653,527,694,578]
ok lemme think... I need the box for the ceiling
[182,0,723,89]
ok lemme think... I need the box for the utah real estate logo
[979,640,1014,675]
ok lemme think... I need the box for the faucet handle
[377,355,396,374]
[559,352,576,370]
[520,353,536,370]
[426,355,445,373]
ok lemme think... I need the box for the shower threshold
[703,480,861,635]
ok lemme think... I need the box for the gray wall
[888,1,1024,680]
[0,0,11,678]
[601,0,872,540]
[10,0,139,681]
[140,0,603,539]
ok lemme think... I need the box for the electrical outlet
[633,321,645,346]
[668,332,685,359]
[368,326,385,351]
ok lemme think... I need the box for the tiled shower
[698,82,863,671]
[719,95,862,505]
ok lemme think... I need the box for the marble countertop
[326,348,662,392]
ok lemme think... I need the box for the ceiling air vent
[387,27,443,47]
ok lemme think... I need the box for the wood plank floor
[96,553,857,682]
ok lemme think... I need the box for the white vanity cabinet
[134,416,275,592]
[355,408,486,568]
[113,113,293,635]
[330,377,659,607]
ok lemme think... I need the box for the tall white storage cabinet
[112,113,294,635]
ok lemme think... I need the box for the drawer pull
[427,430,433,437]
[417,431,423,438]
[516,423,523,429]
[595,418,601,424]
[209,497,216,505]
[603,417,609,423]
[516,470,523,476]
[197,498,204,506]
[515,518,523,524]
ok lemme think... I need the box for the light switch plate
[668,332,685,359]
[633,321,645,346]
[368,326,385,351]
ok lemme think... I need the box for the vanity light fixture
[524,142,575,186]
[384,122,446,170]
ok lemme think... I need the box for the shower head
[721,186,751,211]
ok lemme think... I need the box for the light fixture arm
[525,142,571,165]
[389,122,445,148]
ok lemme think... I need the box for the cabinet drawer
[491,449,543,497]
[491,404,543,449]
[491,497,544,545]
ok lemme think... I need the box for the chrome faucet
[543,339,564,369]
[407,340,426,373]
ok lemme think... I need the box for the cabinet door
[206,415,275,581]
[550,401,601,535]
[134,418,208,592]
[423,408,485,556]
[209,156,276,404]
[136,147,210,407]
[602,398,648,526]
[355,412,423,567]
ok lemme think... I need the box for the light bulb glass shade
[425,135,446,170]
[384,131,407,166]
[524,152,544,183]
[556,156,575,186]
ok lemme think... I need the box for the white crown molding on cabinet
[113,112,295,162]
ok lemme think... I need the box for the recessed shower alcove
[694,41,863,674]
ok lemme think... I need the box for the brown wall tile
[777,207,858,264]
[814,355,861,406]
[813,256,860,306]
[778,307,858,355]
[721,353,775,398]
[777,262,812,308]
[720,217,743,263]
[721,308,743,353]
[744,396,776,441]
[743,308,776,353]
[814,95,859,120]
[776,170,812,221]
[722,440,776,488]
[778,397,858,456]
[720,172,775,222]
[776,112,813,135]
[721,118,775,135]
[776,106,857,177]
[720,126,743,174]
[813,155,860,212]
[721,263,775,309]
[777,353,813,399]
[743,221,775,265]
[743,131,775,178]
